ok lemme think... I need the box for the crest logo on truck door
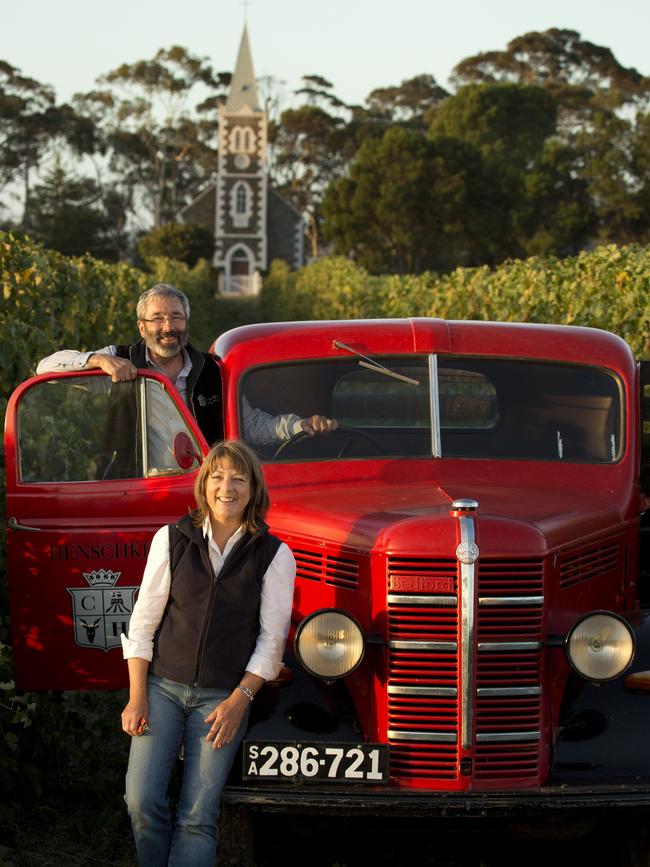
[66,570,139,652]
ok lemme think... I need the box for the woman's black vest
[149,515,282,690]
[114,339,223,445]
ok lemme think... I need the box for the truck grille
[386,556,545,786]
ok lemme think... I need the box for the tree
[0,61,95,226]
[428,83,572,261]
[269,81,354,258]
[27,157,127,260]
[322,127,485,274]
[451,29,650,116]
[137,222,215,267]
[364,74,449,129]
[429,83,557,170]
[512,139,594,256]
[449,29,650,245]
[73,46,230,229]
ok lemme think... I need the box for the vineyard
[261,244,650,359]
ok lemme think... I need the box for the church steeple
[225,25,260,112]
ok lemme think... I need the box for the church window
[242,128,255,152]
[229,125,256,154]
[230,181,253,227]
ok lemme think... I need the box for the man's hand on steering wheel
[299,415,338,436]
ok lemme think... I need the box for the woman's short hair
[193,440,270,533]
[136,284,190,321]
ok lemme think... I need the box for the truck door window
[17,375,201,482]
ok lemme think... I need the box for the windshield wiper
[332,340,420,385]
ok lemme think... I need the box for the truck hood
[269,478,627,556]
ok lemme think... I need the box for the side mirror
[173,432,201,470]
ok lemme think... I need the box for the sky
[3,0,650,110]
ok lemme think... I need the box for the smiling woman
[119,439,296,867]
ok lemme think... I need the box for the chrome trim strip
[478,641,542,652]
[388,640,457,651]
[477,686,541,697]
[429,354,442,458]
[479,596,544,607]
[476,731,541,743]
[388,729,457,744]
[388,685,457,697]
[458,513,475,751]
[139,378,148,474]
[387,594,457,607]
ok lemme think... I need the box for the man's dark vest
[149,515,282,690]
[115,339,223,444]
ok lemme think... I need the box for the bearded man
[36,283,336,446]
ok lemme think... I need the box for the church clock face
[234,153,251,170]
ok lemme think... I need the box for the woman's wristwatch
[237,683,255,703]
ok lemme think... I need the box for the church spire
[225,24,260,112]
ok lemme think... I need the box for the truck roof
[213,318,635,373]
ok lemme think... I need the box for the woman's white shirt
[121,520,296,682]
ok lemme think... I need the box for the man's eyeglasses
[141,314,187,326]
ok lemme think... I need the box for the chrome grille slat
[476,686,542,698]
[388,685,457,697]
[476,731,541,743]
[478,641,542,651]
[388,729,457,743]
[388,640,457,651]
[479,596,543,606]
[388,594,457,606]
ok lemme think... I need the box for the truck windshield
[240,356,623,463]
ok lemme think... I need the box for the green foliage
[0,233,140,397]
[429,83,557,171]
[260,244,650,358]
[322,127,486,273]
[365,74,448,128]
[260,256,381,322]
[27,157,127,261]
[138,222,215,267]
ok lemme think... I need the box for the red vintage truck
[5,318,650,859]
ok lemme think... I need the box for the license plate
[243,741,389,783]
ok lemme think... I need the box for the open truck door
[4,369,210,691]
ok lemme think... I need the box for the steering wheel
[272,425,386,460]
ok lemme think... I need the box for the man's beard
[144,328,188,358]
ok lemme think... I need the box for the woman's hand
[204,690,249,750]
[122,657,150,736]
[122,697,149,737]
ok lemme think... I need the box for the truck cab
[5,318,650,845]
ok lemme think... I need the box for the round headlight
[566,611,635,682]
[295,609,365,679]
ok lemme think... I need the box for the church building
[178,26,304,295]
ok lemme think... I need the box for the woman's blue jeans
[124,674,250,867]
